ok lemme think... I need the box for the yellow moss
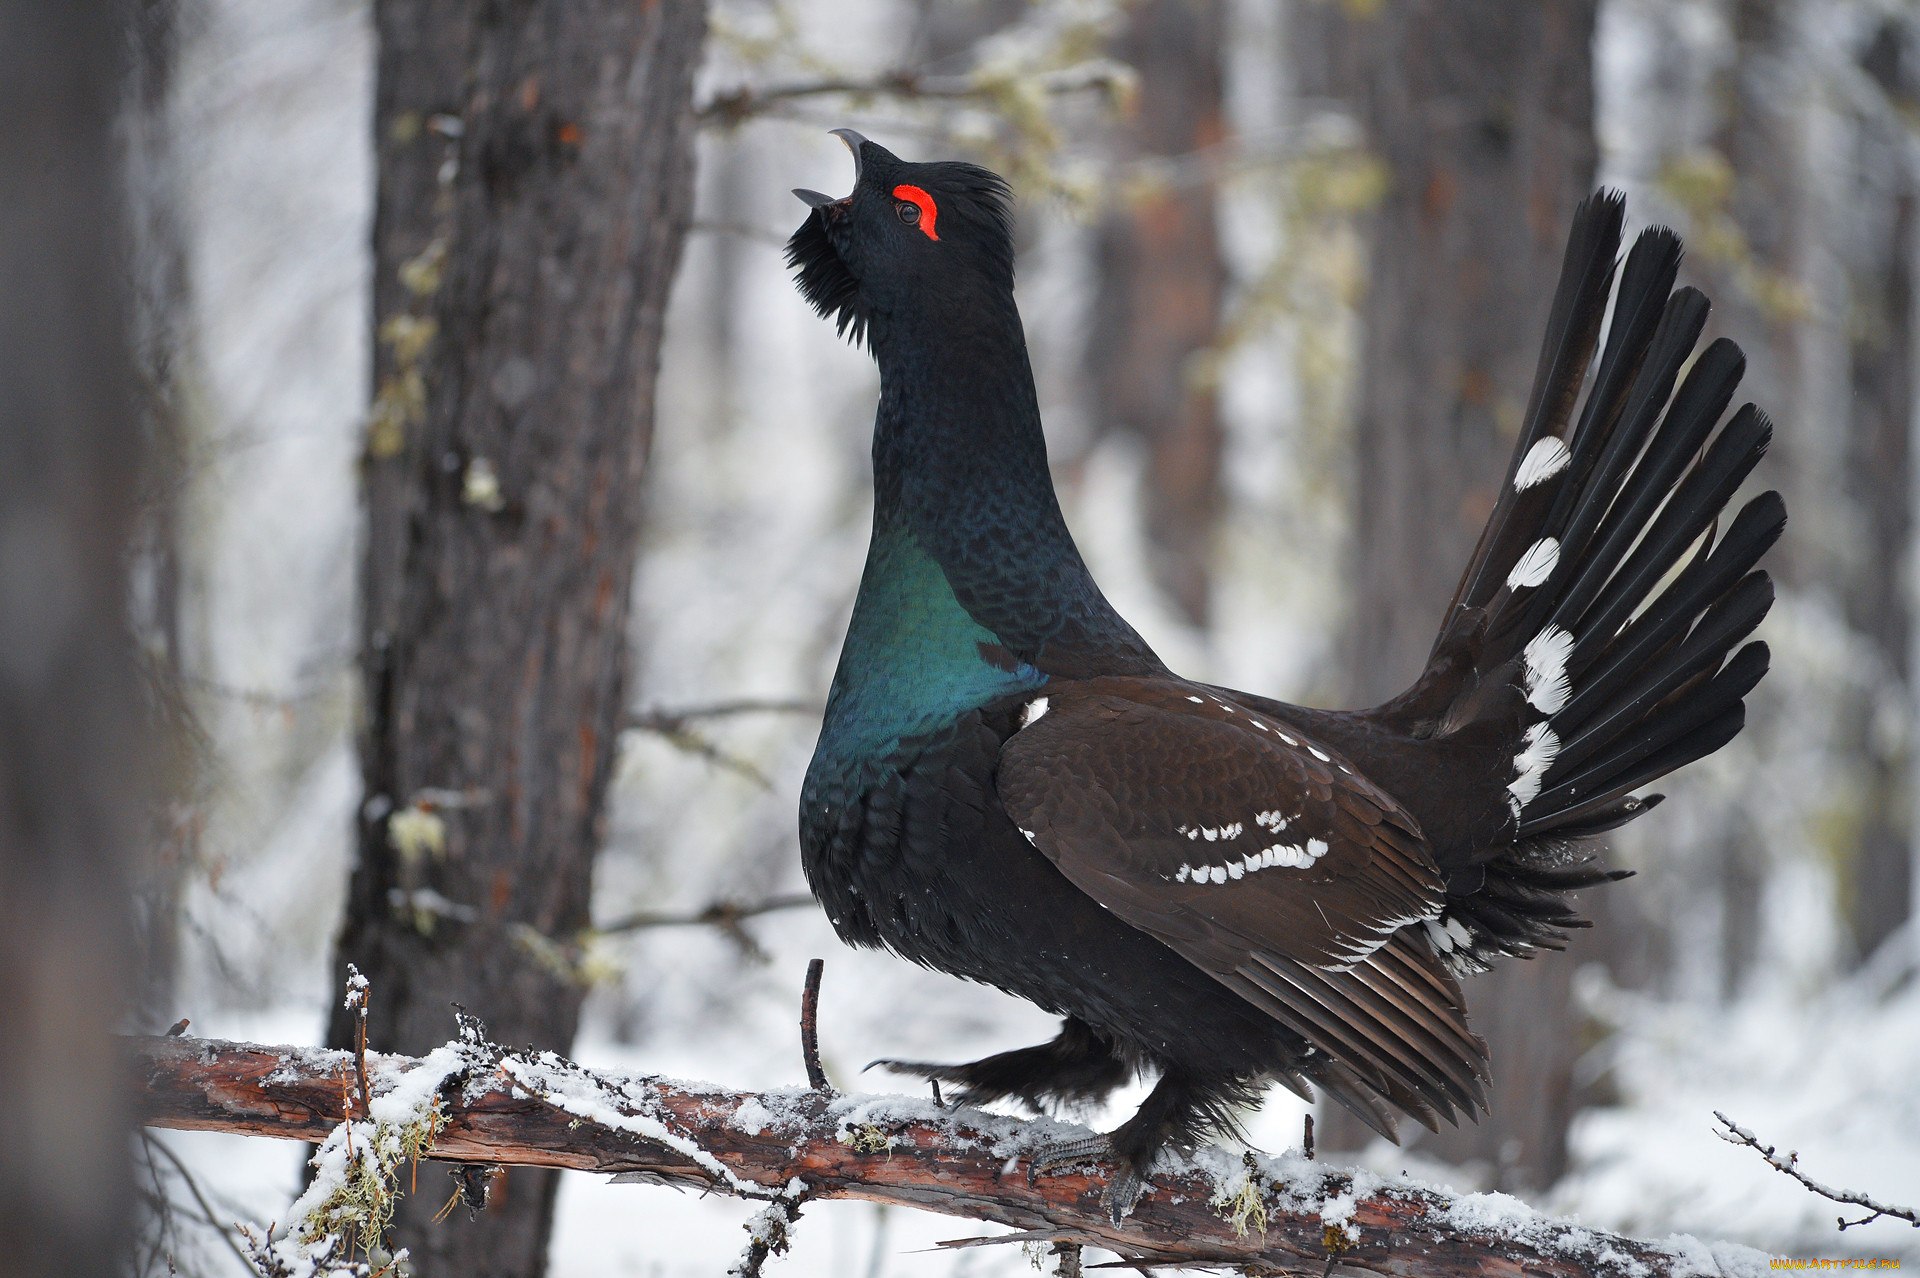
[1209,1153,1271,1238]
[400,237,448,298]
[380,314,437,364]
[387,804,446,866]
[840,1123,892,1155]
[299,1106,445,1262]
[462,457,506,512]
[1655,150,1811,325]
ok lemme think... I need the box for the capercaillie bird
[788,130,1783,1219]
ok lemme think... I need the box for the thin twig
[697,62,1127,127]
[624,698,815,735]
[595,893,814,937]
[345,965,372,1119]
[731,1188,813,1277]
[141,1131,259,1274]
[621,700,814,790]
[1303,1113,1315,1161]
[1713,1111,1919,1231]
[801,958,829,1091]
[689,219,795,248]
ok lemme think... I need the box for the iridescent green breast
[814,522,1045,766]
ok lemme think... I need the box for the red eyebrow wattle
[892,184,940,241]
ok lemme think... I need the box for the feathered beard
[786,210,870,349]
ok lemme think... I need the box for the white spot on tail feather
[1506,722,1562,818]
[1019,696,1049,729]
[1513,436,1572,491]
[1522,625,1575,714]
[1506,537,1561,590]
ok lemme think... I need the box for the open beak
[829,128,868,178]
[791,129,870,212]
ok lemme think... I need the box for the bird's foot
[1024,1135,1148,1224]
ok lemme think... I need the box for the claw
[1025,1136,1150,1222]
[1102,1165,1148,1224]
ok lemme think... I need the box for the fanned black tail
[1406,191,1784,973]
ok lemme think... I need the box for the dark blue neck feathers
[865,291,1162,676]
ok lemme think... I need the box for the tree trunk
[1840,15,1917,965]
[1086,0,1229,628]
[0,4,145,1275]
[1296,0,1599,1190]
[330,2,706,1272]
[1691,0,1806,1000]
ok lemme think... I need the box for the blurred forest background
[89,0,1920,1272]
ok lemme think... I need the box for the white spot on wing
[1019,696,1050,729]
[1513,436,1571,490]
[1506,537,1561,590]
[1170,830,1330,883]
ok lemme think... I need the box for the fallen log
[129,1032,1769,1277]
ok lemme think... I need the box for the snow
[145,0,1920,1274]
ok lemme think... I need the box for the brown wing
[998,679,1489,1124]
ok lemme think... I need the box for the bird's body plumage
[789,133,1782,1215]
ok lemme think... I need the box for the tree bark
[332,2,706,1272]
[130,1034,1766,1278]
[1294,0,1600,1189]
[0,4,145,1274]
[1839,15,1916,966]
[1087,0,1230,628]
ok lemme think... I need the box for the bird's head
[787,130,1015,349]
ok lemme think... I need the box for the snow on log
[129,1033,1771,1276]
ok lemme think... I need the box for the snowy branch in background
[698,61,1131,128]
[130,1031,1778,1278]
[1712,1111,1920,1232]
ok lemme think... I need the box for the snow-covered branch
[129,1032,1773,1277]
[1713,1111,1920,1232]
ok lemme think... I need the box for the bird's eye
[890,184,940,241]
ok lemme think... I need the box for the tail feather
[1569,408,1774,663]
[1568,487,1785,701]
[1446,192,1629,629]
[1523,704,1748,834]
[1539,640,1769,818]
[1394,189,1782,973]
